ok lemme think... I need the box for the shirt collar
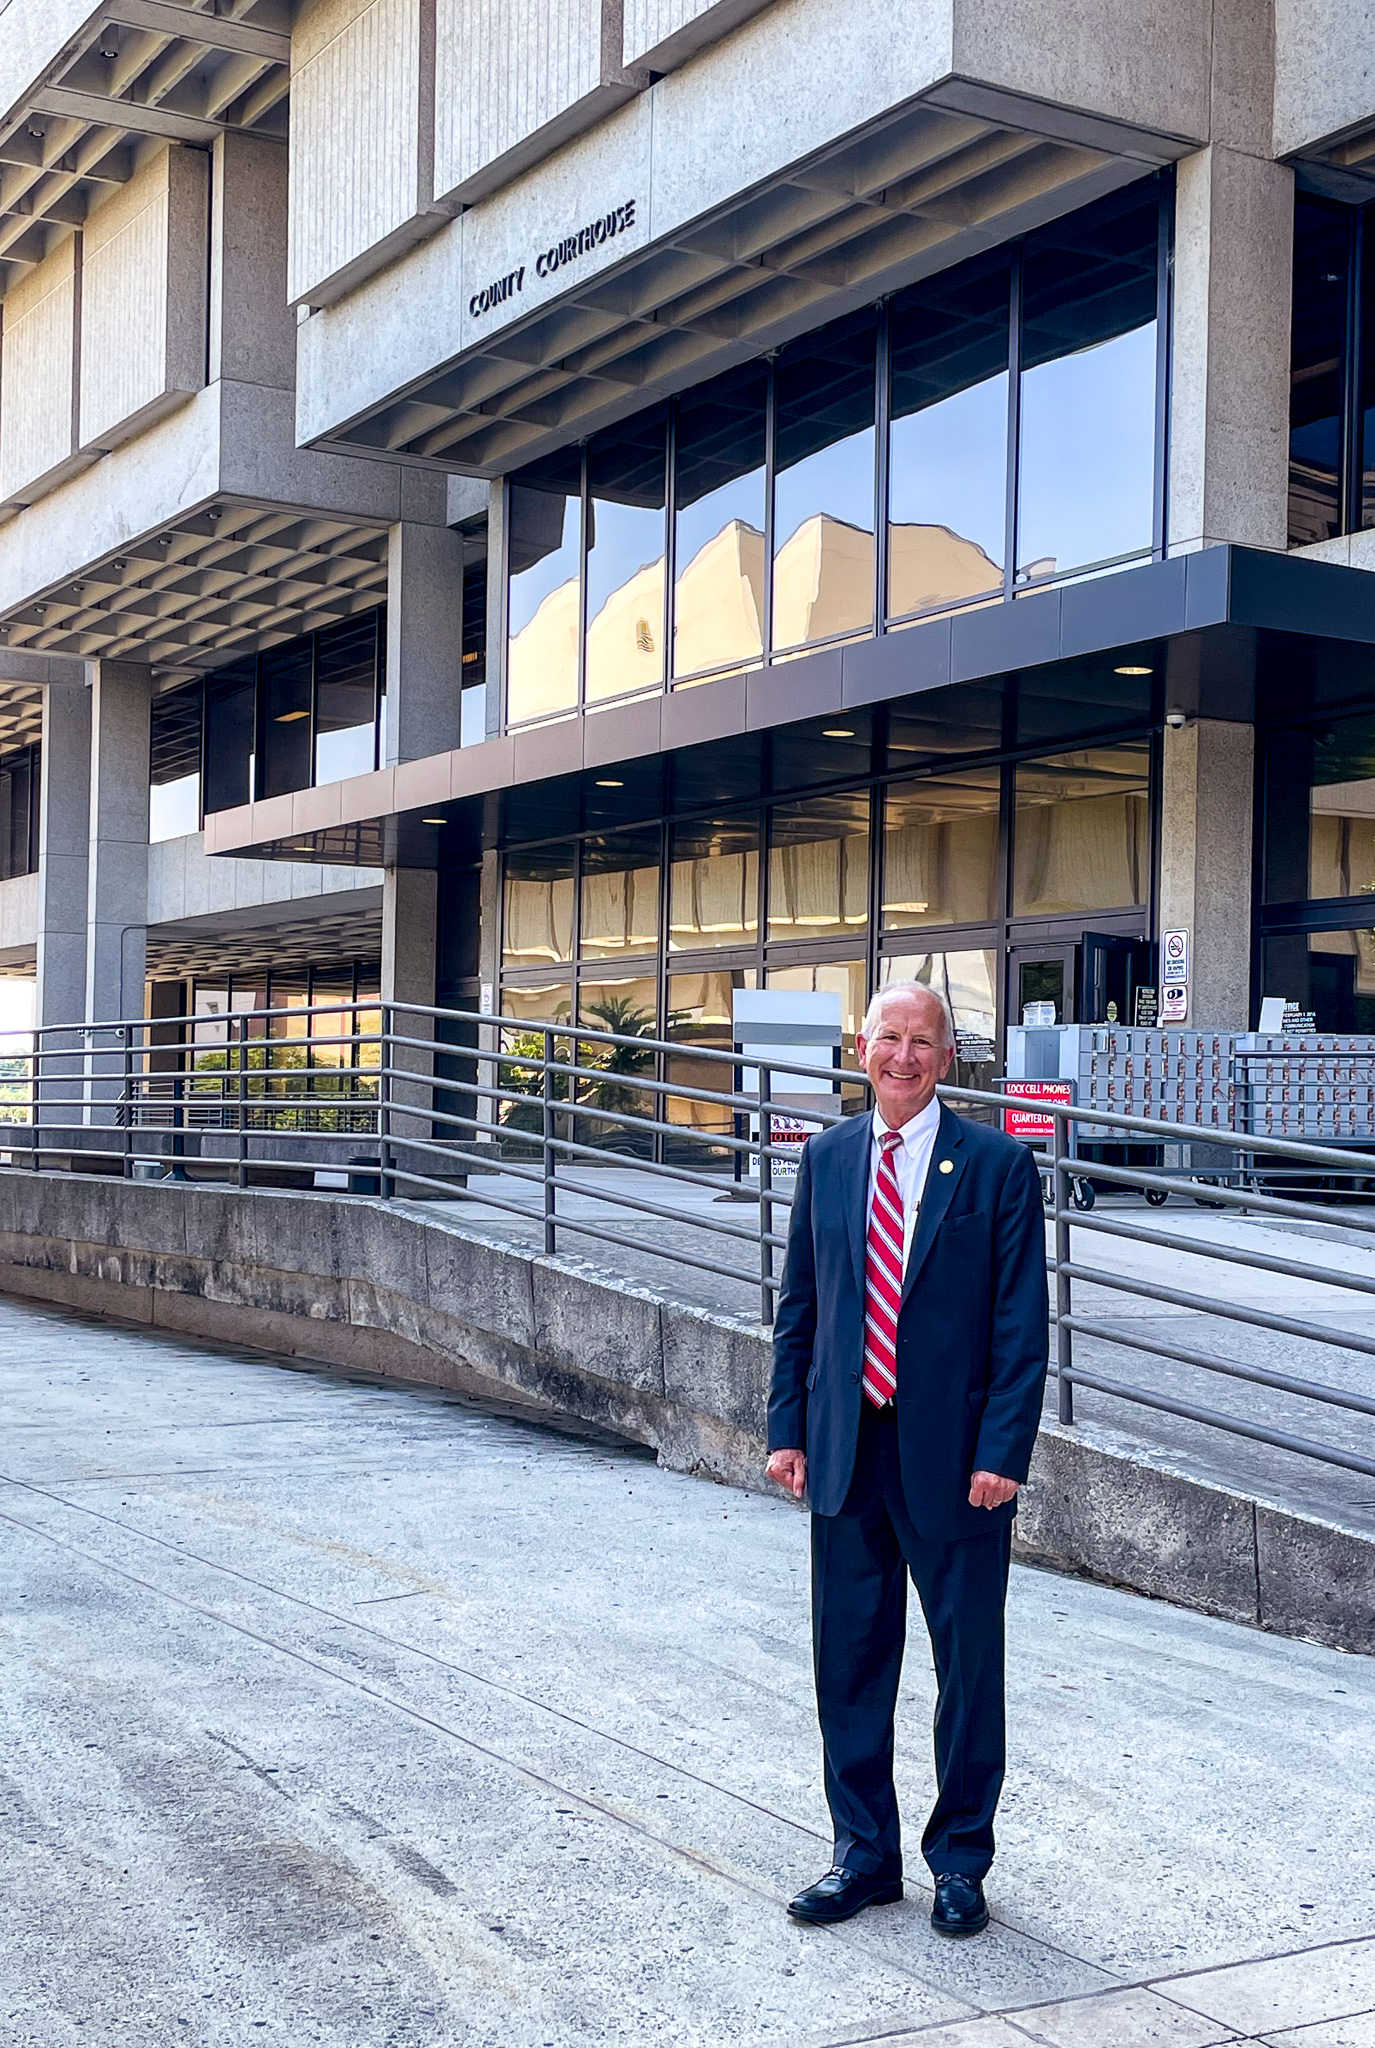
[872,1096,941,1152]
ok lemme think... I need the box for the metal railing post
[236,1015,250,1190]
[758,1059,774,1327]
[543,1027,557,1256]
[122,1025,133,1177]
[378,1005,393,1199]
[1053,1105,1074,1424]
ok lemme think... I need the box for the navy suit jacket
[767,1102,1049,1540]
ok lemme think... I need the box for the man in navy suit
[767,982,1048,1938]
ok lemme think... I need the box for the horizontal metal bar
[1061,1306,1375,1415]
[1059,1357,1375,1479]
[1059,1259,1375,1361]
[1056,1206,1375,1298]
[1058,1155,1375,1233]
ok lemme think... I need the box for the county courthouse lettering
[468,200,638,319]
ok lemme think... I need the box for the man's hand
[767,1448,808,1499]
[969,1470,1018,1510]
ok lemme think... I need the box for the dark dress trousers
[768,1103,1049,1880]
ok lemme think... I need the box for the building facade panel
[79,145,209,456]
[0,236,82,508]
[622,0,776,70]
[288,0,436,308]
[434,0,633,208]
[1273,0,1375,160]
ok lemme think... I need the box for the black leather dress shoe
[787,1865,903,1924]
[931,1872,989,1937]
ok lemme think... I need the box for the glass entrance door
[1009,944,1076,1026]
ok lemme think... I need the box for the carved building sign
[468,199,639,321]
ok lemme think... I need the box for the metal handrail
[3,999,1373,1485]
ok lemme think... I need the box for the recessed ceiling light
[595,778,623,787]
[822,728,855,739]
[274,709,309,723]
[1114,664,1151,676]
[422,816,447,825]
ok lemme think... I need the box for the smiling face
[857,987,955,1128]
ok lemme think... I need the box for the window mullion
[1003,251,1021,599]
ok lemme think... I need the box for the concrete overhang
[297,0,1207,478]
[0,381,447,677]
[0,0,289,296]
[1274,0,1375,193]
[145,882,383,979]
[202,548,1375,868]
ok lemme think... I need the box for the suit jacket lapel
[900,1103,968,1307]
[839,1112,872,1298]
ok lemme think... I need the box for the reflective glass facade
[1259,704,1375,1030]
[496,677,1157,1099]
[504,178,1170,726]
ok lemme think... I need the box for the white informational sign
[1161,985,1188,1022]
[1161,929,1190,986]
[1257,996,1288,1031]
[733,989,842,1183]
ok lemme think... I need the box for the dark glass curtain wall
[506,177,1169,726]
[1288,192,1375,546]
[202,608,385,816]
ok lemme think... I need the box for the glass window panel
[498,979,572,1142]
[503,845,575,968]
[462,551,487,696]
[1016,660,1154,747]
[665,967,756,1160]
[1013,743,1150,915]
[768,792,870,942]
[580,828,661,958]
[573,972,659,1157]
[0,751,33,880]
[881,768,1001,929]
[314,613,380,785]
[887,685,1005,766]
[1307,712,1375,900]
[585,407,667,705]
[203,658,255,813]
[258,642,313,799]
[673,363,767,680]
[1017,186,1159,583]
[149,775,199,842]
[765,960,866,1076]
[880,947,999,1106]
[1364,207,1375,532]
[1290,198,1350,547]
[507,451,582,724]
[773,310,877,651]
[888,255,1009,617]
[669,815,759,951]
[1263,929,1375,1034]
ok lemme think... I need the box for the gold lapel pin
[938,1158,954,1174]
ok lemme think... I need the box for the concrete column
[1168,145,1294,555]
[385,522,467,764]
[481,480,505,741]
[210,128,295,391]
[85,663,152,1120]
[382,865,438,1178]
[34,676,91,1122]
[1158,718,1256,1029]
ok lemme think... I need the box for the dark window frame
[1288,190,1375,544]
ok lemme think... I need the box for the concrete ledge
[0,1169,1368,1654]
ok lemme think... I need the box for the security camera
[1164,708,1188,730]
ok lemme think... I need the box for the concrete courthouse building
[1,0,1374,1099]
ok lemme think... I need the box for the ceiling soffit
[0,500,389,678]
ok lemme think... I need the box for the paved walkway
[2,1296,1372,2047]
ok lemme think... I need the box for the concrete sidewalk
[2,1295,1372,2047]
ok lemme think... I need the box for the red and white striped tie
[863,1129,906,1408]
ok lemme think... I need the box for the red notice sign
[1003,1079,1073,1141]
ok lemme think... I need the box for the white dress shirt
[868,1097,942,1275]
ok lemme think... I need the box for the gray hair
[860,980,955,1048]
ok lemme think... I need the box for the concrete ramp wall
[0,1170,1369,1655]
